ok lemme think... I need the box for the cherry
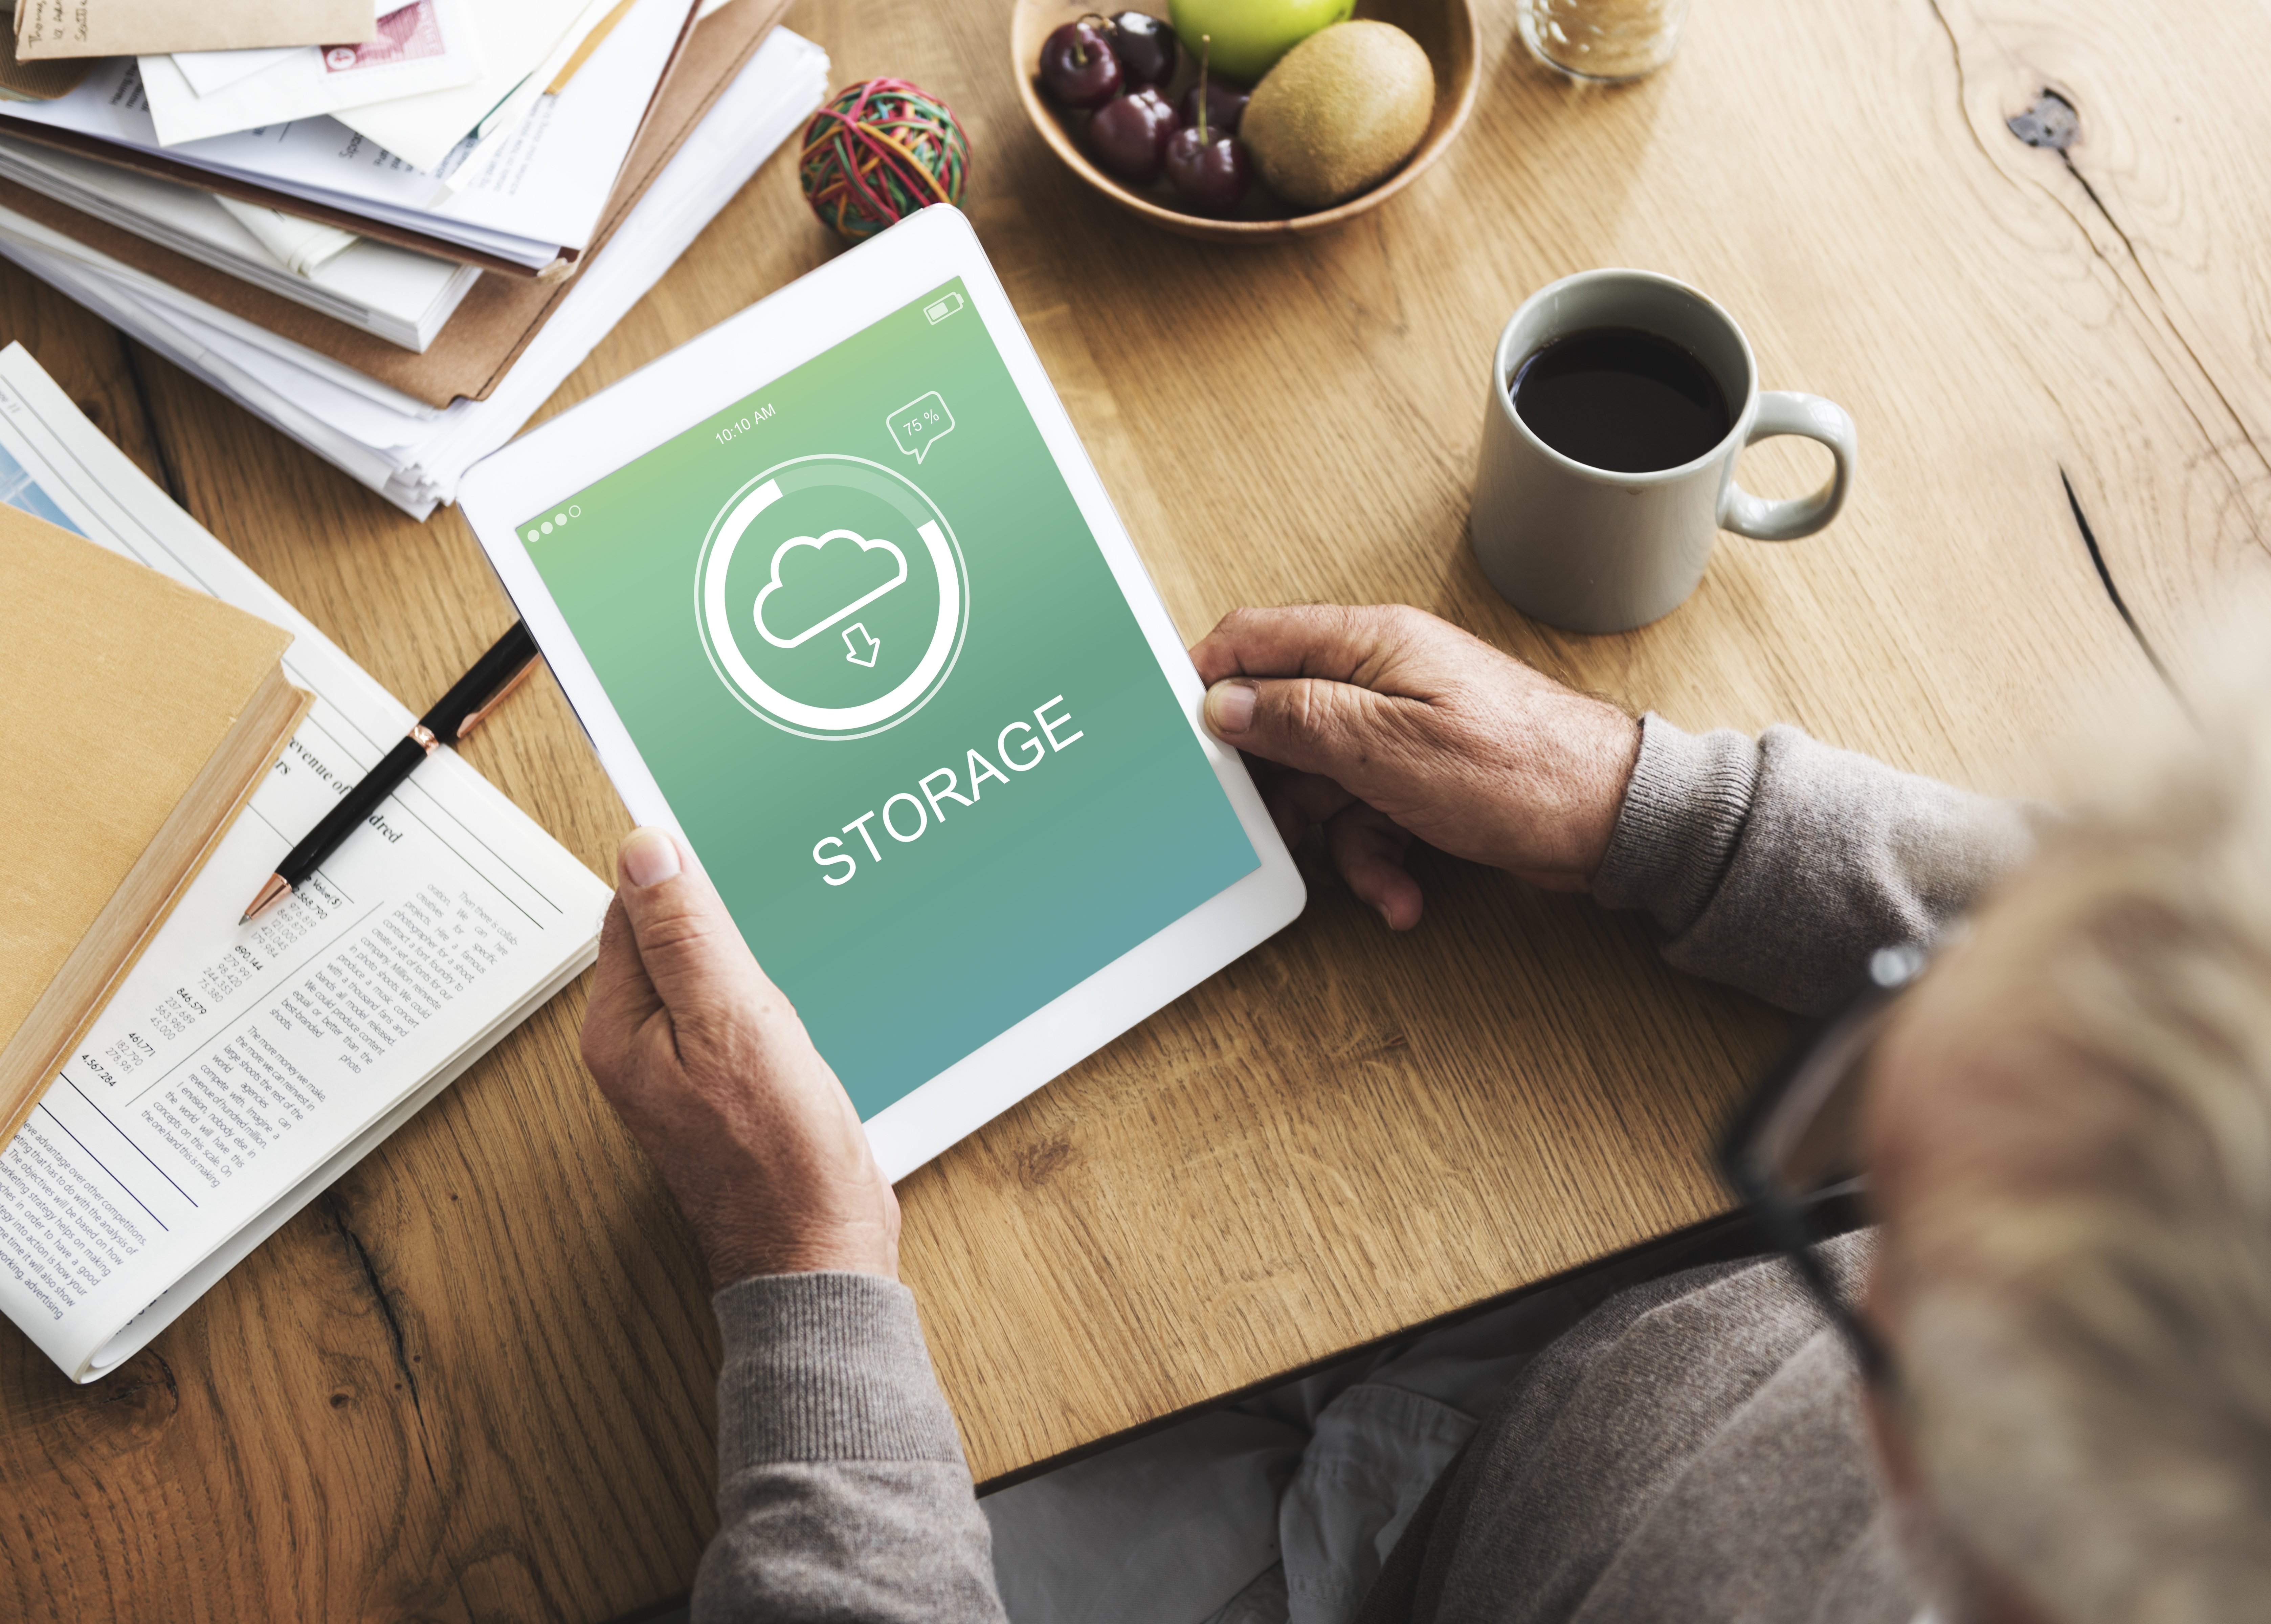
[1164,125,1250,211]
[1087,86,1177,182]
[1039,17,1122,110]
[1164,37,1249,212]
[1108,11,1178,90]
[1179,77,1248,135]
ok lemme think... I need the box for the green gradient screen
[521,280,1258,1117]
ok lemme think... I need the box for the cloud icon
[752,529,909,649]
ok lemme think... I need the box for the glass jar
[1517,0,1692,82]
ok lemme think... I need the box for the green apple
[1168,0,1355,85]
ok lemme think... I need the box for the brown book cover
[0,0,792,407]
[0,506,311,1146]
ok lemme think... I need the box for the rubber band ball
[798,78,971,240]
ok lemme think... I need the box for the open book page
[0,342,610,1381]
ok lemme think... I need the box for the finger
[580,896,661,1081]
[1326,803,1423,930]
[611,827,773,1023]
[1202,668,1427,798]
[1262,784,1307,852]
[1269,769,1359,827]
[1190,604,1444,689]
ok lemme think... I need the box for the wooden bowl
[1010,0,1478,242]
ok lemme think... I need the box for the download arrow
[842,622,880,667]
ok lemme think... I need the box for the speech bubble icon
[887,391,954,463]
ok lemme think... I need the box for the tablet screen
[514,277,1260,1117]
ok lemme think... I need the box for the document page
[0,343,609,1381]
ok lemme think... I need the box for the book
[0,507,311,1148]
[0,343,611,1381]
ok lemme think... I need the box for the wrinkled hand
[1192,605,1642,927]
[580,828,898,1287]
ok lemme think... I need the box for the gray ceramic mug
[1470,269,1857,633]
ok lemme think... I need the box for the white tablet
[460,204,1304,1180]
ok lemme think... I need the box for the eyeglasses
[1717,942,1932,1386]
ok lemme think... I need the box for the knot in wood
[2008,90,2078,150]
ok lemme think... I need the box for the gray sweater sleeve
[1591,714,2046,1012]
[694,1271,1006,1624]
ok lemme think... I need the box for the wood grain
[3,0,2267,1618]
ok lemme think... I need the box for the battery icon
[924,292,964,324]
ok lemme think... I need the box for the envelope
[17,0,376,61]
[138,0,481,148]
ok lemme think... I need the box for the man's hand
[580,827,899,1287]
[1192,605,1642,927]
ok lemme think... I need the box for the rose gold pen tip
[240,873,291,924]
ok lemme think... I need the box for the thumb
[1202,674,1420,796]
[611,826,764,1019]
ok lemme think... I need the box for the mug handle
[1718,392,1857,541]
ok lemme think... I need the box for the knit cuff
[713,1271,968,1470]
[1591,713,1762,937]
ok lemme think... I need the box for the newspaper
[0,343,610,1381]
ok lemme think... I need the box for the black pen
[239,621,543,924]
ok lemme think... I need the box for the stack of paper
[1,0,713,274]
[0,140,482,348]
[19,0,681,191]
[0,0,826,517]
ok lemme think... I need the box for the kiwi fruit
[1240,22,1434,210]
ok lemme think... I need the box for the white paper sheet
[329,0,594,172]
[139,0,483,147]
[0,344,610,1383]
[213,194,361,273]
[428,0,689,246]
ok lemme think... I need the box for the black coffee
[1510,327,1732,473]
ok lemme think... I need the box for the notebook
[0,508,311,1146]
[0,343,611,1382]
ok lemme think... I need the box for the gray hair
[1900,660,2271,1622]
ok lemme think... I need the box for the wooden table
[5,0,2267,1617]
